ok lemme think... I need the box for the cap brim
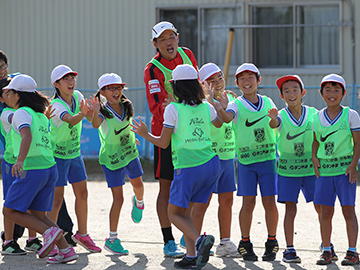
[276,76,302,91]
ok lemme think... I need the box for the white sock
[109,231,118,243]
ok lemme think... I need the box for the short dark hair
[171,79,205,105]
[320,81,345,94]
[16,91,50,113]
[280,79,303,95]
[0,77,11,97]
[0,50,8,65]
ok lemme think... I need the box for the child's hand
[268,108,278,120]
[45,104,55,120]
[217,91,229,110]
[225,90,237,99]
[345,162,358,184]
[89,95,100,113]
[12,160,24,177]
[79,99,89,116]
[130,116,148,137]
[311,156,320,178]
[204,81,214,100]
[163,93,175,107]
[135,138,140,146]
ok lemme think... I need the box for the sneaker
[64,232,77,247]
[341,250,360,266]
[282,249,301,263]
[1,240,27,255]
[131,195,144,223]
[72,231,101,253]
[262,240,279,261]
[319,243,338,261]
[164,240,185,258]
[317,251,332,265]
[46,247,78,264]
[195,234,215,269]
[180,235,214,256]
[104,238,129,255]
[216,241,242,258]
[238,241,258,261]
[25,238,42,252]
[174,256,197,269]
[38,227,63,259]
[48,245,58,257]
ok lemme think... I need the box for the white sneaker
[216,241,242,258]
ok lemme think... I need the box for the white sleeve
[12,109,32,133]
[51,102,68,128]
[75,90,84,103]
[268,97,277,109]
[348,109,360,131]
[207,103,217,122]
[226,100,239,125]
[1,110,14,134]
[163,103,177,130]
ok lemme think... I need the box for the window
[251,3,340,69]
[159,4,243,68]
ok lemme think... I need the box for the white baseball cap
[199,63,222,83]
[320,74,346,90]
[3,74,36,93]
[170,64,198,82]
[98,73,126,89]
[235,63,260,77]
[152,21,177,40]
[51,65,78,84]
[276,75,304,91]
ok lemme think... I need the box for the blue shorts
[237,159,277,197]
[214,159,236,194]
[277,175,316,203]
[2,160,16,200]
[101,158,144,188]
[55,156,87,187]
[4,165,58,213]
[314,174,356,207]
[169,156,221,208]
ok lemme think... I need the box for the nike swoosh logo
[319,130,339,142]
[114,124,129,135]
[245,115,267,127]
[286,130,306,140]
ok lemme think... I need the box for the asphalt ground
[0,178,359,269]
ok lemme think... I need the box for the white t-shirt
[226,94,277,125]
[313,107,360,131]
[163,102,218,133]
[51,90,84,128]
[0,110,14,134]
[12,108,32,134]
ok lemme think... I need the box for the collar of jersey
[285,105,306,126]
[324,107,343,125]
[242,94,263,111]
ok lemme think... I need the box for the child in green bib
[268,75,321,263]
[312,74,360,266]
[217,63,279,261]
[89,73,144,255]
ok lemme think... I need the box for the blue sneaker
[131,196,144,223]
[164,240,184,258]
[180,234,214,256]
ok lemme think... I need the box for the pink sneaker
[38,227,63,259]
[72,232,101,253]
[46,247,78,264]
[48,245,58,257]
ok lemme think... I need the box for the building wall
[0,0,358,112]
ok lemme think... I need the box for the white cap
[3,74,36,93]
[170,64,198,82]
[199,63,222,83]
[98,73,126,89]
[152,21,177,40]
[320,74,346,90]
[51,65,78,84]
[235,63,260,77]
[276,75,304,91]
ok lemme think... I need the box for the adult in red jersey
[144,21,197,257]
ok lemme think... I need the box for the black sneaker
[2,240,27,255]
[317,251,332,265]
[195,234,215,268]
[238,241,258,261]
[341,250,360,266]
[262,240,279,261]
[64,232,77,247]
[25,238,42,252]
[174,256,197,269]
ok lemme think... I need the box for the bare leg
[109,186,124,232]
[72,180,88,235]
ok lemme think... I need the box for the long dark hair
[95,90,134,121]
[16,91,50,113]
[171,79,205,105]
